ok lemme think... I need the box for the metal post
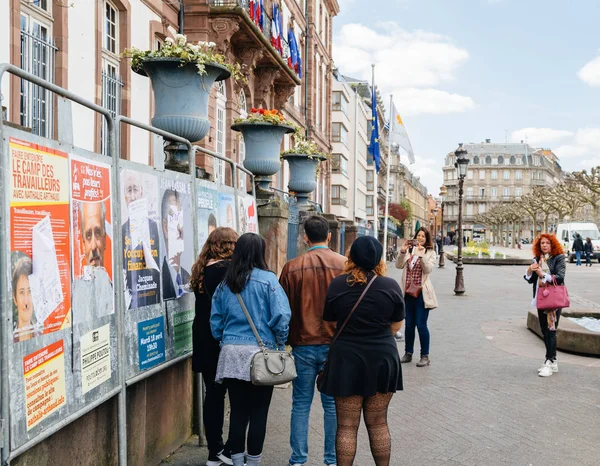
[454,177,465,295]
[383,94,393,256]
[439,201,445,268]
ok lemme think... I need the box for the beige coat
[396,249,439,310]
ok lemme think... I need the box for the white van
[555,222,600,263]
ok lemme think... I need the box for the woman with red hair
[524,233,566,377]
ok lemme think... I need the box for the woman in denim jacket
[211,233,291,466]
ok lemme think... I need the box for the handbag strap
[330,274,377,346]
[236,293,268,352]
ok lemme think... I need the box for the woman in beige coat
[396,227,438,367]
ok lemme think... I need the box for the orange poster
[23,340,67,431]
[10,137,71,342]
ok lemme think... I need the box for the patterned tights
[334,392,394,466]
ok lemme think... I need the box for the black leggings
[225,379,274,456]
[537,309,561,361]
[202,371,229,456]
[334,393,394,466]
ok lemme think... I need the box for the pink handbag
[536,278,570,310]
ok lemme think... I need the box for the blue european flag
[368,86,381,172]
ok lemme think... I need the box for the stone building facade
[441,140,563,242]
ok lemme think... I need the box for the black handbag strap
[330,275,377,346]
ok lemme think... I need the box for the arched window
[522,155,527,165]
[238,90,248,192]
[497,155,504,165]
[215,81,226,184]
[486,155,492,165]
[510,155,516,165]
[473,156,480,165]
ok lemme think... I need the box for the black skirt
[319,334,403,397]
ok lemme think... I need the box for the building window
[366,195,374,215]
[515,187,522,197]
[479,170,485,180]
[503,187,510,197]
[215,81,226,184]
[19,12,56,137]
[331,185,347,206]
[367,170,374,191]
[332,91,348,114]
[498,155,504,165]
[491,170,498,180]
[332,123,348,145]
[486,155,492,165]
[332,153,348,176]
[516,169,522,180]
[467,170,473,180]
[473,156,480,164]
[479,188,485,196]
[105,1,118,55]
[478,203,486,214]
[238,91,248,192]
[100,63,123,156]
[467,187,473,197]
[467,204,474,215]
[503,170,510,180]
[491,187,497,198]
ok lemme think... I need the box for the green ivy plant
[122,34,245,84]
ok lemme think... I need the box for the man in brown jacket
[279,216,346,466]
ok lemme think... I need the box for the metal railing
[19,29,57,138]
[101,71,124,157]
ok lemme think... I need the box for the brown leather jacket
[279,247,346,346]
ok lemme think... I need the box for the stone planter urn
[231,122,295,192]
[138,58,230,142]
[282,153,326,207]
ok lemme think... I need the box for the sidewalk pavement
[162,260,600,466]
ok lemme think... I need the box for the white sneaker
[537,360,558,373]
[206,461,223,466]
[538,365,553,377]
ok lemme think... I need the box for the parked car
[555,222,600,263]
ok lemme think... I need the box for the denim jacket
[211,268,291,349]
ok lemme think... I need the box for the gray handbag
[236,293,297,386]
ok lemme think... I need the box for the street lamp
[438,185,447,267]
[454,143,469,295]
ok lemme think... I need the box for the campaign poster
[23,340,67,430]
[9,137,71,342]
[120,168,161,310]
[71,157,114,324]
[239,196,258,234]
[138,316,165,371]
[80,324,111,394]
[218,193,236,230]
[197,185,219,251]
[173,309,194,356]
[159,177,193,301]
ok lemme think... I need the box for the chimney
[485,139,491,143]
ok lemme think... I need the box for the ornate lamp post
[438,185,447,267]
[454,144,469,295]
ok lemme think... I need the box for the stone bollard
[343,222,358,256]
[257,196,289,277]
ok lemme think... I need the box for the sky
[332,0,600,195]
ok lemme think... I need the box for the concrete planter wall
[282,153,326,207]
[139,58,230,142]
[231,122,295,191]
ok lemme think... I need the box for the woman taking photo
[211,233,291,466]
[396,227,438,367]
[524,234,566,377]
[190,227,238,466]
[319,236,404,466]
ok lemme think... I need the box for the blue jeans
[576,251,582,266]
[290,345,336,465]
[404,293,430,356]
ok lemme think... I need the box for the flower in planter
[281,130,328,161]
[122,35,244,83]
[234,108,292,126]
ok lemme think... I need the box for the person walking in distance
[279,216,346,466]
[525,234,566,377]
[584,237,593,267]
[396,227,438,367]
[572,233,584,267]
[190,227,239,466]
[211,233,291,466]
[318,236,404,466]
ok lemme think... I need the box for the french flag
[250,0,255,21]
[271,4,279,49]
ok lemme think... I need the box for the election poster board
[240,195,258,234]
[159,177,193,301]
[120,168,161,310]
[218,193,236,229]
[9,137,71,342]
[196,182,219,251]
[80,324,111,395]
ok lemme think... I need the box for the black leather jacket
[524,254,566,298]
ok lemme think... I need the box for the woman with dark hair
[525,233,566,377]
[319,236,404,466]
[396,226,438,367]
[211,233,291,466]
[190,227,239,466]
[584,237,593,267]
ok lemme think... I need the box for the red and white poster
[10,137,71,342]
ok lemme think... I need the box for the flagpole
[371,64,378,240]
[383,94,393,257]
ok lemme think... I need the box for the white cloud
[574,128,600,149]
[578,56,600,87]
[511,128,573,146]
[554,144,591,159]
[333,22,475,116]
[392,88,477,116]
